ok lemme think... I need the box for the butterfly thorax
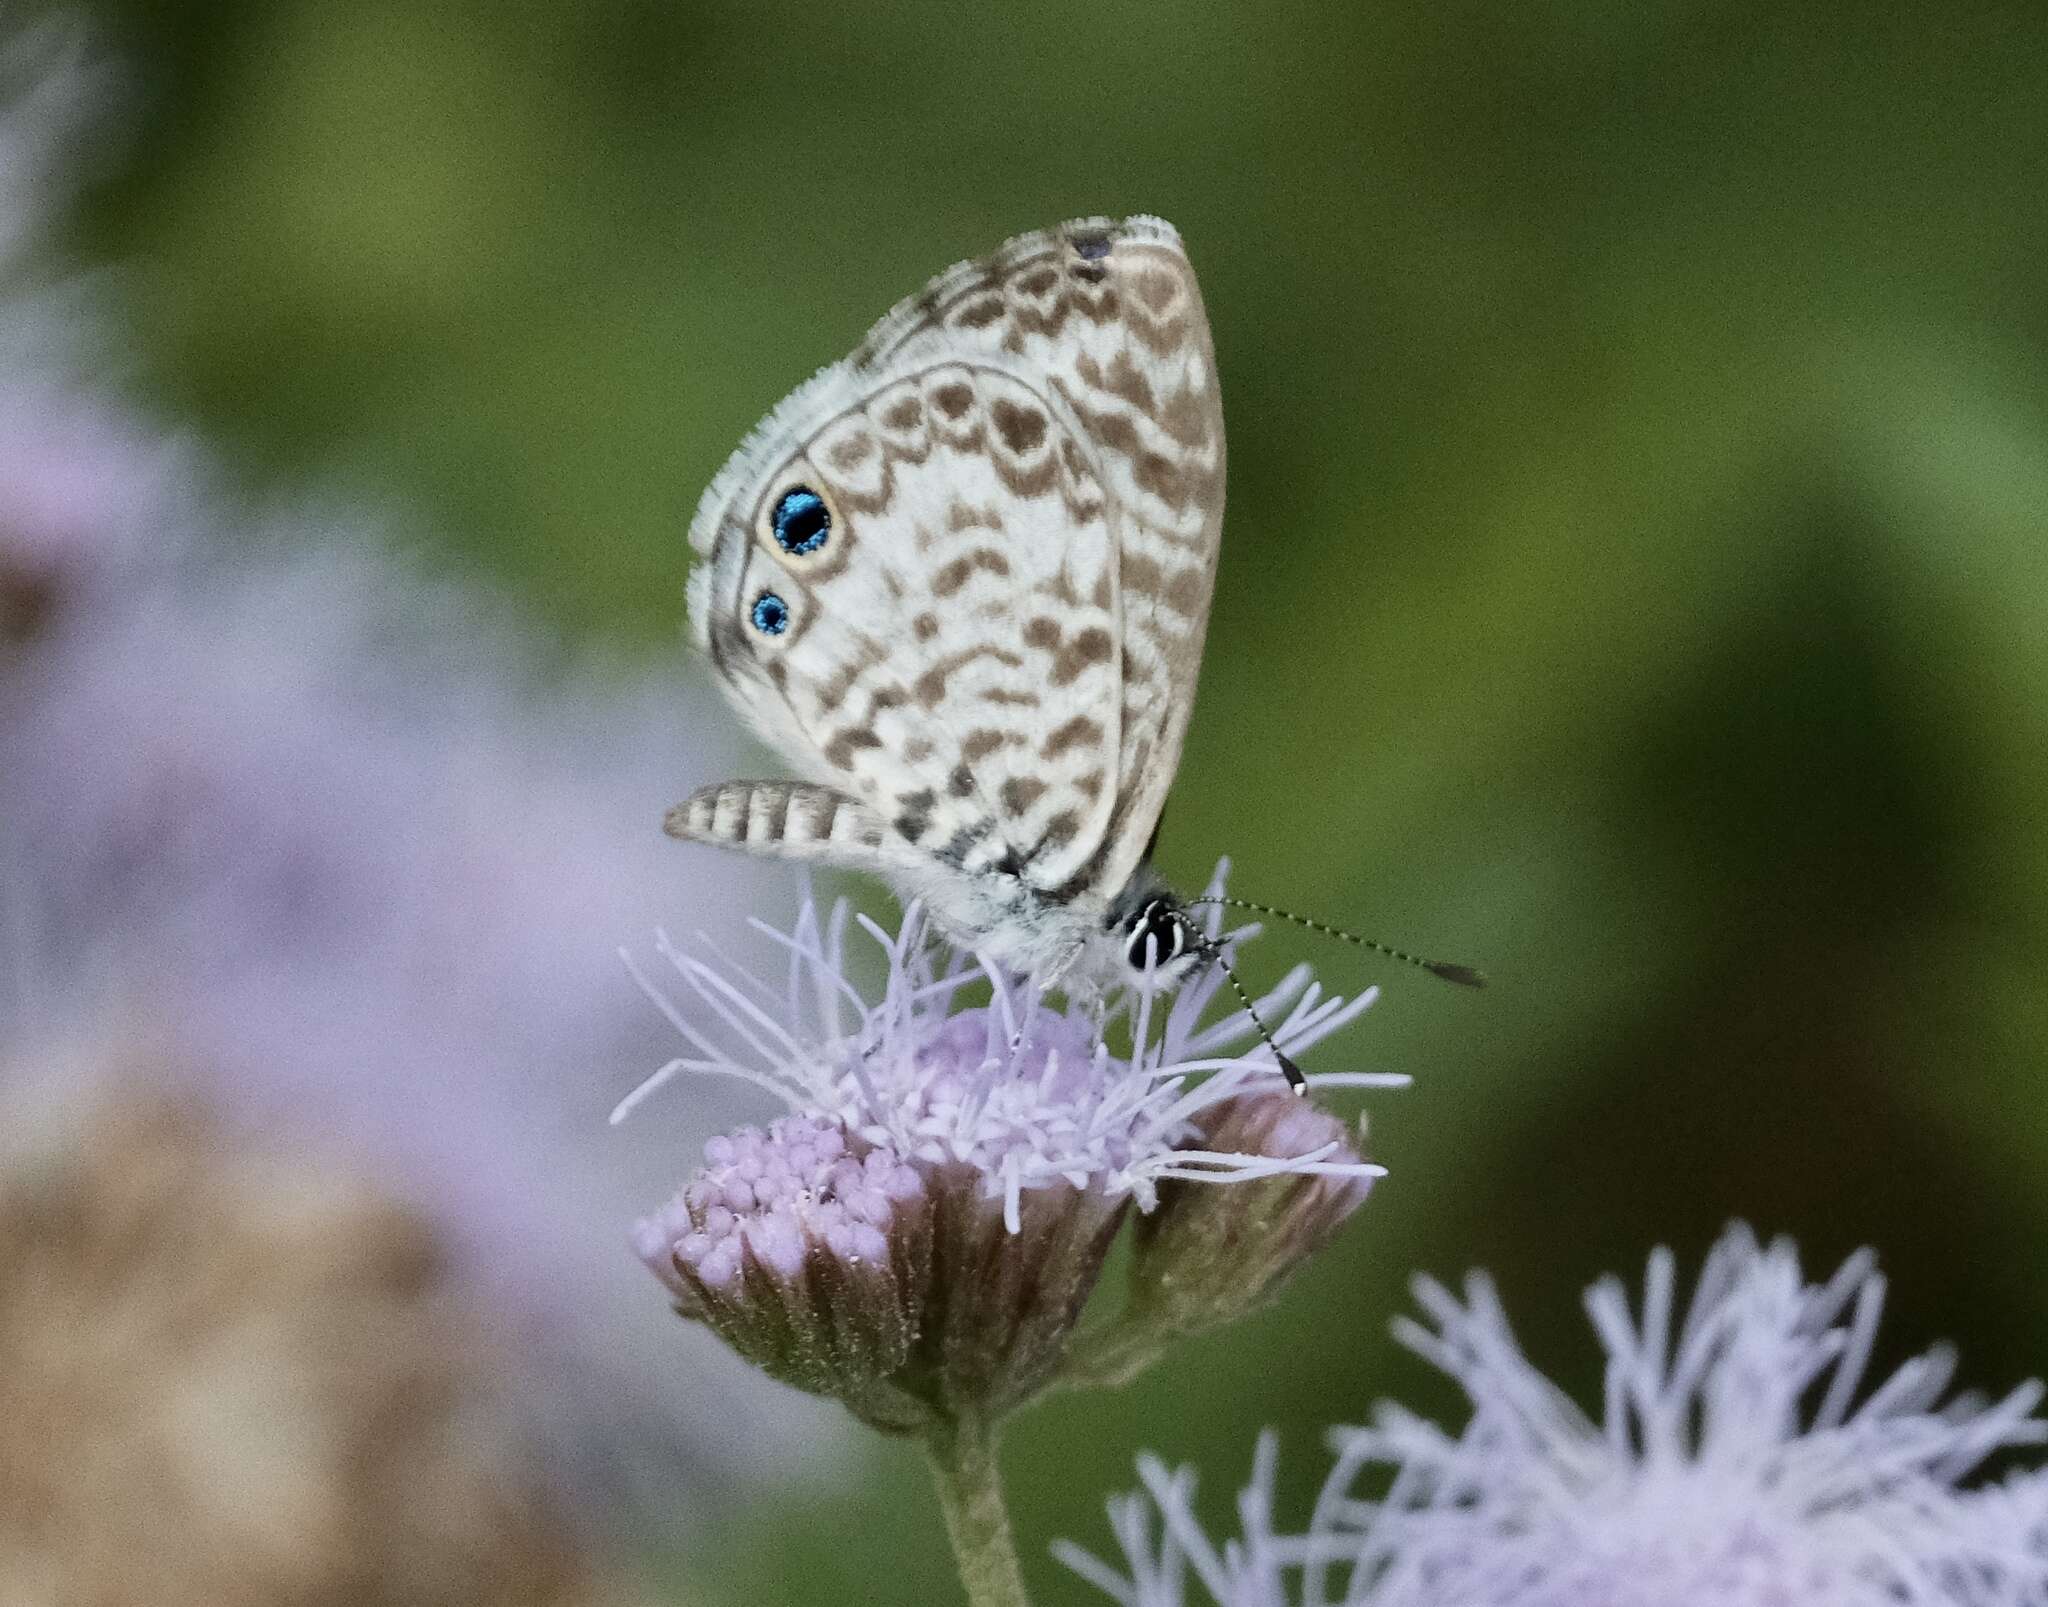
[894,854,1197,997]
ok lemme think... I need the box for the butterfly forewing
[680,216,1223,929]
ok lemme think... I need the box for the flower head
[627,871,1401,1425]
[1060,1224,2048,1606]
[622,867,1394,1223]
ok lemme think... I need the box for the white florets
[1058,1224,2048,1607]
[618,864,1400,1232]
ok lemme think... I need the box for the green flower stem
[926,1411,1032,1607]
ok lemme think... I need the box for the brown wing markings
[1041,715,1104,759]
[833,217,1190,396]
[962,728,1021,762]
[1017,613,1118,688]
[931,549,1013,597]
[894,786,938,843]
[1118,550,1209,618]
[825,432,875,472]
[948,499,1003,532]
[822,726,883,772]
[999,778,1046,816]
[814,634,891,715]
[913,645,1026,711]
[990,397,1048,455]
[957,296,1006,330]
[697,261,1169,897]
[1073,353,1213,451]
[1025,810,1082,865]
[1049,388,1219,522]
[931,380,975,420]
[933,817,1002,870]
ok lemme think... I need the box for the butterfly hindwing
[852,215,1225,901]
[680,216,1223,915]
[691,362,1123,891]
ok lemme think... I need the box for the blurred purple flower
[0,27,192,621]
[1059,1225,2048,1607]
[0,19,828,1515]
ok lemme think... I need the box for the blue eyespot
[771,487,830,555]
[750,591,790,635]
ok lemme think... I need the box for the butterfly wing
[679,216,1223,907]
[684,357,1125,894]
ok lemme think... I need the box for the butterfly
[669,215,1225,1002]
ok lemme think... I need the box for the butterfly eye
[1123,903,1188,971]
[770,487,831,556]
[750,591,790,635]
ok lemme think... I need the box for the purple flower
[628,875,1401,1427]
[1121,1090,1380,1357]
[1060,1225,2048,1606]
[634,1114,935,1429]
[641,1113,926,1290]
[622,869,1396,1227]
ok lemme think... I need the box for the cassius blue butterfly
[667,216,1478,1086]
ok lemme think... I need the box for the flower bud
[634,1114,933,1432]
[1126,1091,1375,1340]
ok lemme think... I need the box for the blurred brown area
[0,1054,651,1607]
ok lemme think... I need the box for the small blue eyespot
[771,487,830,555]
[750,591,790,635]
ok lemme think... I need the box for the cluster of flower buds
[635,1115,935,1431]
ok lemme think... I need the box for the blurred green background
[68,0,2048,1599]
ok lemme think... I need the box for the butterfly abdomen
[665,780,891,860]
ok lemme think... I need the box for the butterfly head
[1119,895,1203,981]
